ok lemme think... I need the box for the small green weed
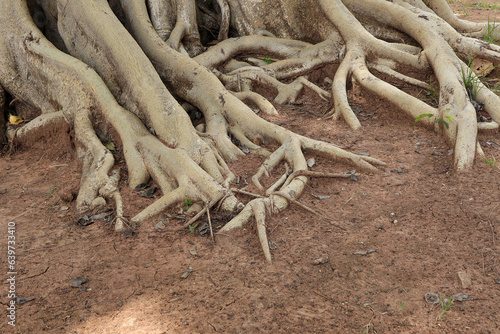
[439,296,454,318]
[461,58,484,99]
[483,17,500,43]
[398,301,406,312]
[483,155,498,166]
[47,185,56,197]
[262,56,274,64]
[184,196,192,211]
[105,142,116,151]
[361,321,377,334]
[425,77,439,106]
[188,222,200,233]
[415,113,454,129]
[470,2,500,10]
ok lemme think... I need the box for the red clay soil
[1,2,499,333]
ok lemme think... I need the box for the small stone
[494,278,500,284]
[77,216,93,226]
[117,300,123,307]
[71,277,88,288]
[189,247,198,256]
[451,293,471,302]
[311,194,330,200]
[353,249,376,256]
[180,268,193,279]
[307,158,316,168]
[124,318,137,327]
[457,270,472,289]
[313,257,329,265]
[155,221,165,230]
[0,188,7,194]
[59,189,74,202]
[250,293,263,300]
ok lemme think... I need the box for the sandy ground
[1,1,500,333]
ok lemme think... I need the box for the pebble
[0,188,7,194]
[155,221,165,231]
[313,257,329,265]
[353,249,376,255]
[71,277,88,288]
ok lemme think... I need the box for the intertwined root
[2,0,500,262]
[195,0,500,173]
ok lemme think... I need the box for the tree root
[1,0,499,262]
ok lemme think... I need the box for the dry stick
[231,188,345,230]
[270,191,325,217]
[283,169,353,187]
[270,191,346,231]
[488,203,499,274]
[206,203,215,243]
[231,188,347,231]
[313,291,336,304]
[180,191,229,230]
[181,206,207,229]
[231,188,265,198]
[8,127,21,155]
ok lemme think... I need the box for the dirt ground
[1,2,500,333]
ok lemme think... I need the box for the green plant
[425,77,439,106]
[439,296,454,318]
[262,56,274,64]
[483,155,498,166]
[105,142,116,151]
[492,83,500,96]
[461,57,484,99]
[188,222,200,233]
[184,195,192,211]
[415,113,454,129]
[47,185,56,197]
[361,321,376,334]
[483,17,500,43]
[471,2,500,11]
[398,301,406,312]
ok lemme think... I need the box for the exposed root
[231,91,278,116]
[6,111,68,146]
[146,0,173,41]
[1,0,499,263]
[252,200,272,263]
